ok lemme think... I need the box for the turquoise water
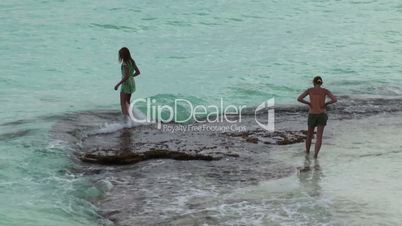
[1,0,402,225]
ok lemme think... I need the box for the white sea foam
[90,107,151,135]
[95,179,114,193]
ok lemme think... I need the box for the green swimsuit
[120,61,136,94]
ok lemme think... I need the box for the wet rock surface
[50,109,308,166]
[79,123,307,165]
[51,110,309,225]
[80,148,220,165]
[226,129,307,145]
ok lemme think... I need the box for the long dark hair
[119,47,135,65]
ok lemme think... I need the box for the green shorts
[308,113,328,127]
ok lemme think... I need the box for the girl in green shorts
[114,47,141,119]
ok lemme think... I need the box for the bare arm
[132,61,141,77]
[114,65,130,90]
[325,89,337,106]
[297,89,311,106]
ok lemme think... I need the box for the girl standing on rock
[297,76,337,158]
[114,47,141,119]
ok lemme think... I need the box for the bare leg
[305,126,315,154]
[126,93,132,116]
[120,93,128,116]
[314,125,325,158]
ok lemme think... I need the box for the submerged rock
[80,148,220,165]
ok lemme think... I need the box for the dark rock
[226,129,307,146]
[245,137,259,143]
[79,148,221,165]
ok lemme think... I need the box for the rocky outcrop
[80,148,220,165]
[77,125,306,165]
[51,110,307,166]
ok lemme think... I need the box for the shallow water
[259,113,402,225]
[2,0,402,225]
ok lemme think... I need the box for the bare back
[297,84,337,114]
[308,87,327,114]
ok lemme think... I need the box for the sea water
[1,0,402,225]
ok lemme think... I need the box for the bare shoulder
[321,87,331,94]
